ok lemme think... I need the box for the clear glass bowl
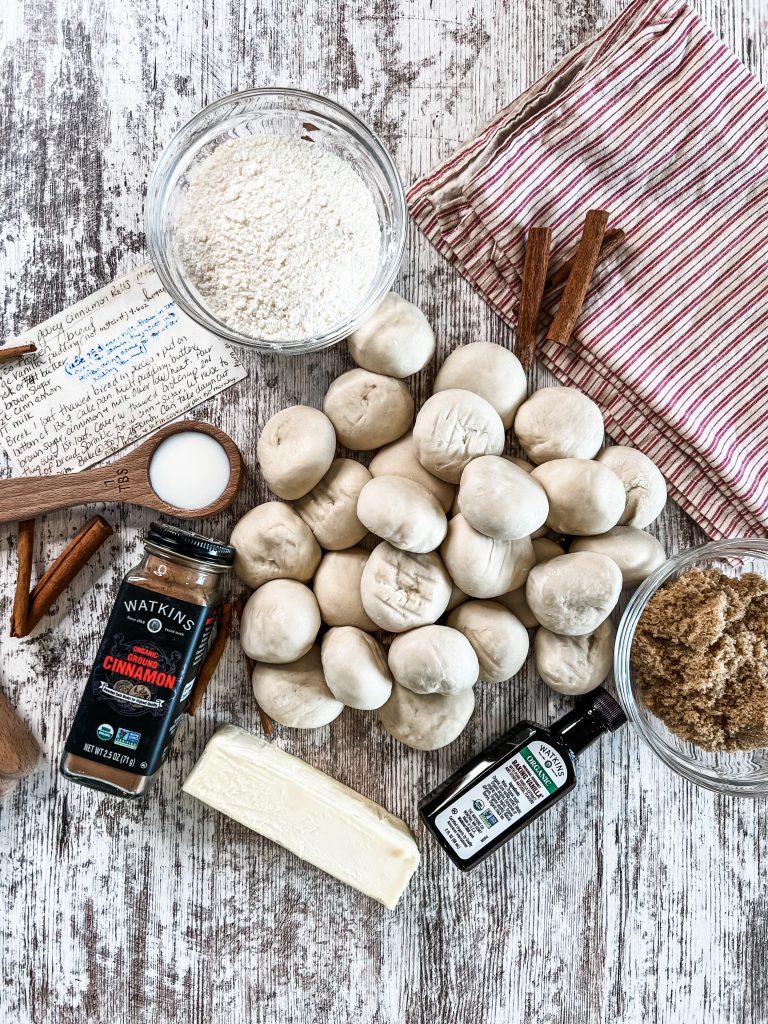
[145,88,407,355]
[615,539,768,797]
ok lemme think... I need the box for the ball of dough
[313,548,376,631]
[347,292,435,378]
[449,485,461,518]
[458,455,549,539]
[595,445,668,528]
[230,502,321,589]
[505,456,535,473]
[294,458,370,550]
[378,683,475,750]
[440,515,536,599]
[369,432,455,512]
[357,475,447,553]
[252,646,343,728]
[320,627,392,710]
[525,552,622,636]
[535,619,615,695]
[240,579,320,664]
[360,542,452,632]
[496,539,565,627]
[532,538,565,562]
[433,342,527,428]
[323,369,413,450]
[447,600,530,683]
[388,625,479,695]
[256,405,336,500]
[446,581,470,613]
[514,387,604,463]
[531,459,626,536]
[495,588,538,629]
[413,389,505,483]
[570,526,667,587]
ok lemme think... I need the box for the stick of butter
[183,724,420,909]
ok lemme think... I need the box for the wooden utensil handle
[0,463,138,524]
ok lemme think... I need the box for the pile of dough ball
[231,292,669,751]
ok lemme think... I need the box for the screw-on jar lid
[145,522,235,569]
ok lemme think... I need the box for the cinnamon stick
[0,343,37,363]
[546,209,610,346]
[16,515,113,636]
[10,519,35,638]
[515,226,552,370]
[511,228,624,318]
[546,227,624,293]
[234,595,273,735]
[187,600,234,716]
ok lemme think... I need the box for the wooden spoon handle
[0,462,137,524]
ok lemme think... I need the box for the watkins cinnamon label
[64,583,217,776]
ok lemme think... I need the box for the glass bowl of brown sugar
[615,539,768,796]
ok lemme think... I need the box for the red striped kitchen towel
[408,0,768,538]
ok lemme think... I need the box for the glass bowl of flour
[146,88,407,354]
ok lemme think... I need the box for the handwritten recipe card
[0,264,246,475]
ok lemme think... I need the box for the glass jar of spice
[60,522,234,799]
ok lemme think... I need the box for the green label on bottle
[520,746,558,794]
[433,739,568,860]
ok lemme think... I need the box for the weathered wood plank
[0,1,765,1022]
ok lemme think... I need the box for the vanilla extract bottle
[60,523,233,798]
[419,688,626,870]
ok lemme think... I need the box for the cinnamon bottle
[60,523,233,798]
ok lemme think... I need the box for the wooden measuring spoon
[0,421,243,524]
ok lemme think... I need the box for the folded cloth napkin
[408,0,768,539]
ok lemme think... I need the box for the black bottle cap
[552,686,627,756]
[580,687,627,731]
[146,522,235,568]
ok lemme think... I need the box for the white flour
[176,135,381,341]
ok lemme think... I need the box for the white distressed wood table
[1,2,766,1021]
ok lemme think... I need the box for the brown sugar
[631,568,768,751]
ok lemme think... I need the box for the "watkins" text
[123,598,195,631]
